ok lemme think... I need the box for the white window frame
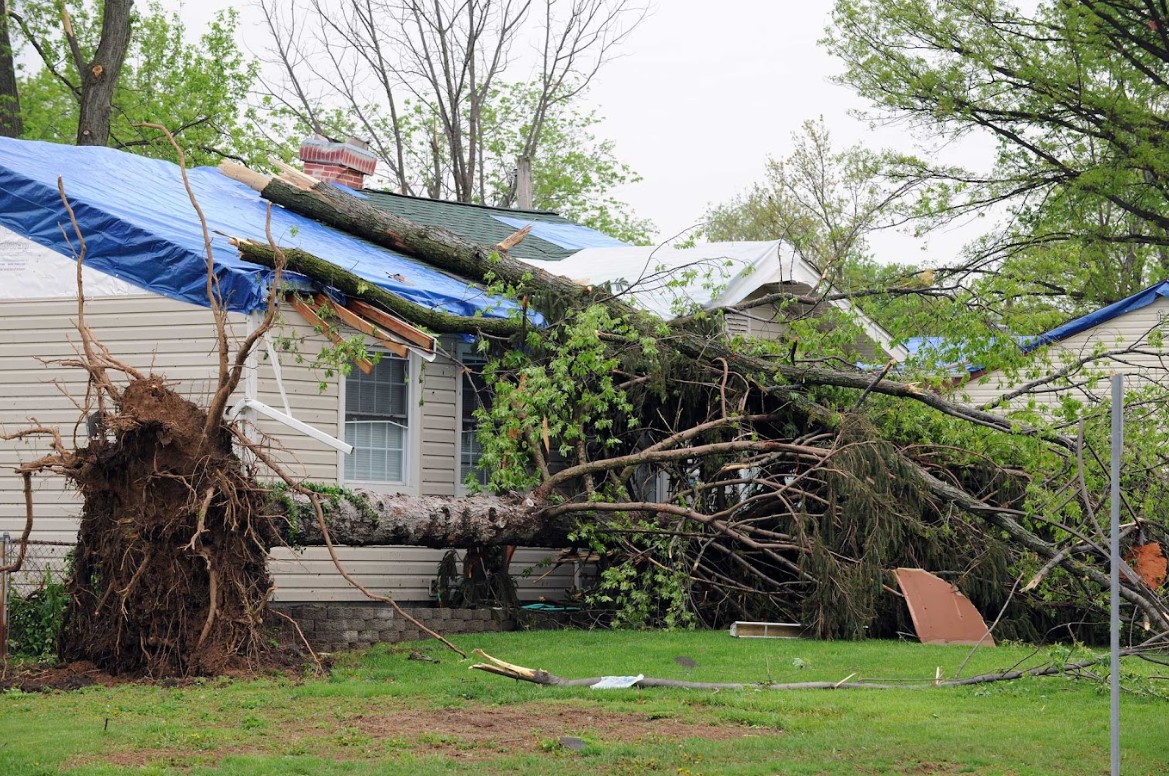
[337,350,422,495]
[454,342,490,496]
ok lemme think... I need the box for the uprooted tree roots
[58,378,276,676]
[0,165,295,677]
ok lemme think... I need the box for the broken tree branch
[234,241,524,337]
[471,647,1166,692]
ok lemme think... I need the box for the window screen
[344,355,409,483]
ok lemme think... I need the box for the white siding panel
[420,352,459,497]
[1,295,579,605]
[270,545,583,603]
[252,313,340,483]
[959,296,1169,413]
[0,295,239,581]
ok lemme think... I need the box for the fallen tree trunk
[238,170,593,305]
[225,164,1167,640]
[241,170,1076,452]
[278,489,572,548]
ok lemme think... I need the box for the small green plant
[574,516,696,629]
[7,570,68,661]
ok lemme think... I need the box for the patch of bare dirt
[73,700,761,768]
[350,701,754,757]
[0,660,126,692]
[0,653,323,694]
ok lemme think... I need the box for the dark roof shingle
[362,190,580,262]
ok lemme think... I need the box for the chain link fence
[2,537,71,662]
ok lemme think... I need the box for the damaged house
[0,135,906,648]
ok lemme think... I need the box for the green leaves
[828,0,1169,311]
[16,2,276,166]
[473,303,644,493]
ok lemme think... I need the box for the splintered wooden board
[894,568,995,647]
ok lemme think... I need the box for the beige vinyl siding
[0,295,235,548]
[257,342,582,604]
[269,546,579,603]
[420,350,460,497]
[253,312,341,482]
[959,296,1169,413]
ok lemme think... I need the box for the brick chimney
[298,134,378,190]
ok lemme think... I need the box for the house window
[630,463,670,503]
[458,345,490,489]
[344,354,409,483]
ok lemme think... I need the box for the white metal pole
[1110,373,1122,776]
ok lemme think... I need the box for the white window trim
[337,350,422,496]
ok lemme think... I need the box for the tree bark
[278,489,572,548]
[255,176,597,306]
[0,1,21,138]
[236,165,1166,631]
[74,0,132,146]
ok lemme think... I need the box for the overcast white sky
[165,0,988,263]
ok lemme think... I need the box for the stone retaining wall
[274,603,515,652]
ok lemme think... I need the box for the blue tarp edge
[1025,280,1169,351]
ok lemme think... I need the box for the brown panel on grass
[894,568,995,647]
[1127,543,1167,589]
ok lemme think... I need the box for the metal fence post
[1110,374,1123,776]
[1,530,10,663]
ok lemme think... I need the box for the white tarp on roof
[523,241,907,361]
[0,224,140,299]
[523,241,812,319]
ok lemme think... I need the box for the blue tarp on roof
[902,283,1169,372]
[903,336,987,374]
[903,335,1037,374]
[0,137,525,320]
[492,215,626,251]
[1026,280,1169,350]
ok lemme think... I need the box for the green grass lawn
[2,630,1166,775]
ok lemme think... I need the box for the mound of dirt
[0,661,121,692]
[58,377,278,677]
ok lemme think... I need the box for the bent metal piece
[894,568,995,647]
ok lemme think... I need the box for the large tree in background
[4,0,132,146]
[827,0,1169,315]
[478,81,652,242]
[701,117,1082,383]
[7,1,266,164]
[258,0,650,237]
[71,0,131,145]
[705,119,922,278]
[0,0,20,137]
